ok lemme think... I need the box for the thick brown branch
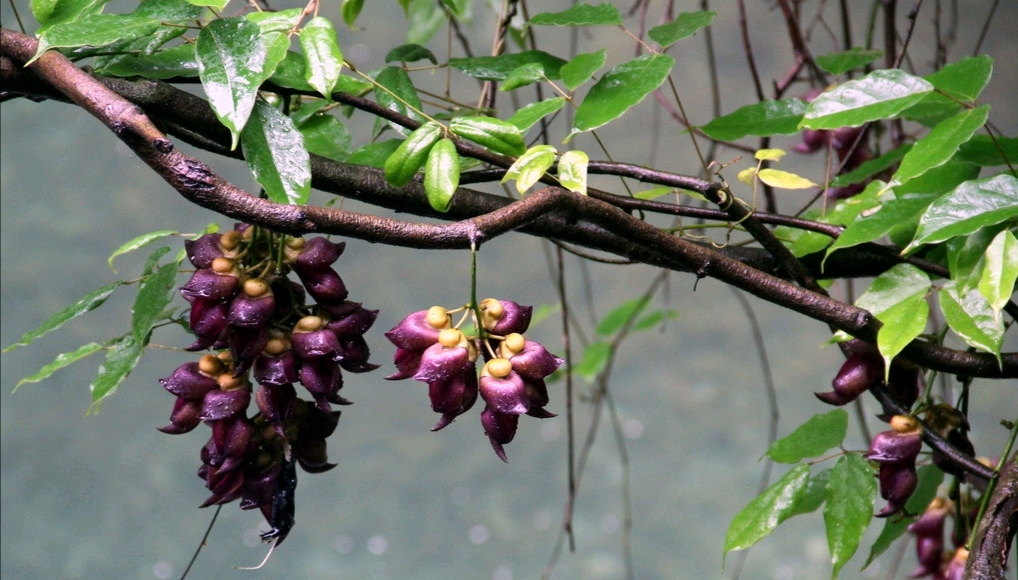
[965,456,1017,579]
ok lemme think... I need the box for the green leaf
[506,97,567,132]
[647,10,716,49]
[864,465,943,568]
[34,14,160,61]
[824,453,875,579]
[925,55,993,102]
[724,464,810,554]
[633,185,674,200]
[440,0,470,21]
[346,139,402,168]
[957,135,1018,167]
[557,150,588,194]
[630,308,679,332]
[107,230,177,272]
[876,293,930,377]
[815,48,883,75]
[855,264,932,317]
[141,246,172,276]
[241,99,312,205]
[300,17,344,98]
[560,49,606,91]
[700,99,807,141]
[571,54,674,138]
[424,138,460,212]
[789,468,831,517]
[906,174,1018,251]
[886,105,989,191]
[978,228,1018,317]
[573,341,611,381]
[89,336,144,413]
[800,69,934,130]
[341,0,364,27]
[13,342,105,391]
[132,261,178,343]
[449,116,527,157]
[374,66,425,136]
[529,3,621,26]
[297,111,351,162]
[766,410,848,464]
[947,225,1006,294]
[900,92,961,127]
[501,62,546,91]
[99,43,198,79]
[245,7,302,33]
[270,51,375,94]
[824,192,939,259]
[184,0,226,9]
[757,168,817,189]
[34,0,109,34]
[384,121,443,186]
[786,181,885,258]
[3,280,125,352]
[597,297,650,336]
[196,17,267,149]
[448,51,568,81]
[406,0,446,45]
[385,44,438,64]
[828,144,912,188]
[502,145,557,193]
[940,282,1005,361]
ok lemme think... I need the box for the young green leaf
[815,48,883,75]
[885,105,989,191]
[700,99,807,141]
[506,97,567,132]
[99,44,199,79]
[947,225,1005,294]
[824,453,875,579]
[905,174,1018,251]
[560,49,606,90]
[876,293,930,377]
[424,138,460,212]
[385,44,438,64]
[597,297,650,336]
[529,3,622,26]
[449,116,527,156]
[184,0,227,9]
[502,145,557,193]
[374,66,425,136]
[855,264,932,316]
[724,464,810,554]
[132,261,178,343]
[197,17,267,149]
[633,185,674,200]
[828,144,912,188]
[384,121,443,186]
[766,409,848,464]
[448,51,568,81]
[925,55,993,102]
[501,62,546,91]
[939,282,1005,361]
[241,99,312,205]
[107,230,177,272]
[300,17,344,99]
[14,342,105,391]
[347,139,403,168]
[789,468,831,517]
[557,150,589,194]
[89,336,144,413]
[34,14,161,62]
[647,10,716,49]
[406,0,445,45]
[785,181,885,258]
[800,69,934,130]
[978,228,1018,317]
[3,280,125,352]
[297,109,351,162]
[823,192,939,260]
[34,0,115,35]
[957,135,1018,167]
[864,465,943,568]
[245,7,302,33]
[341,0,365,27]
[573,341,612,381]
[756,168,817,189]
[571,54,674,138]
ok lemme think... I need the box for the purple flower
[479,358,529,415]
[481,405,519,463]
[185,233,224,269]
[412,329,474,384]
[385,307,450,352]
[866,416,923,517]
[479,298,532,335]
[429,366,479,431]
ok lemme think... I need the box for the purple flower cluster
[159,227,378,544]
[865,415,923,518]
[815,340,923,411]
[907,498,950,578]
[385,298,563,462]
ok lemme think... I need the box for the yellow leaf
[755,148,787,161]
[738,167,757,185]
[757,168,817,189]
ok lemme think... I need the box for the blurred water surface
[2,2,1016,579]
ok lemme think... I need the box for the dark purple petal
[294,237,345,271]
[865,429,922,465]
[254,351,299,386]
[158,397,202,433]
[180,269,238,301]
[479,371,529,415]
[230,328,269,377]
[509,341,563,380]
[481,405,519,463]
[255,383,297,435]
[240,464,281,510]
[338,336,379,373]
[875,462,918,518]
[292,328,342,360]
[386,347,422,380]
[428,367,478,431]
[522,377,550,410]
[228,292,275,329]
[384,310,443,351]
[481,299,533,335]
[299,358,342,411]
[185,233,224,269]
[296,268,349,304]
[185,298,230,351]
[326,305,379,340]
[413,342,471,384]
[159,361,219,400]
[814,390,854,406]
[297,406,341,440]
[199,388,251,421]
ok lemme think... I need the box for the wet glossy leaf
[341,0,364,27]
[766,410,848,464]
[34,0,109,34]
[529,3,621,26]
[346,139,402,168]
[424,138,460,212]
[724,464,810,554]
[876,293,930,377]
[89,336,144,413]
[815,48,883,75]
[197,17,267,149]
[300,17,344,98]
[886,105,989,191]
[14,342,105,391]
[3,280,125,352]
[824,453,875,579]
[957,135,1018,167]
[855,263,931,316]
[900,92,961,127]
[789,468,831,517]
[940,282,1004,361]
[824,192,939,259]
[448,51,568,81]
[557,150,588,194]
[184,0,226,8]
[978,228,1018,317]
[99,43,198,78]
[864,465,943,568]
[561,49,606,90]
[947,225,1005,294]
[132,261,178,343]
[502,145,557,193]
[501,62,545,91]
[507,97,567,132]
[800,69,934,130]
[107,230,177,272]
[384,121,443,186]
[571,54,674,138]
[648,10,716,48]
[700,99,807,141]
[374,66,425,136]
[906,174,1018,251]
[385,44,437,64]
[828,144,911,188]
[449,116,527,156]
[34,14,160,61]
[573,341,611,381]
[242,99,312,205]
[925,55,993,102]
[406,0,446,45]
[757,168,817,189]
[786,181,884,257]
[246,7,302,33]
[298,113,351,162]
